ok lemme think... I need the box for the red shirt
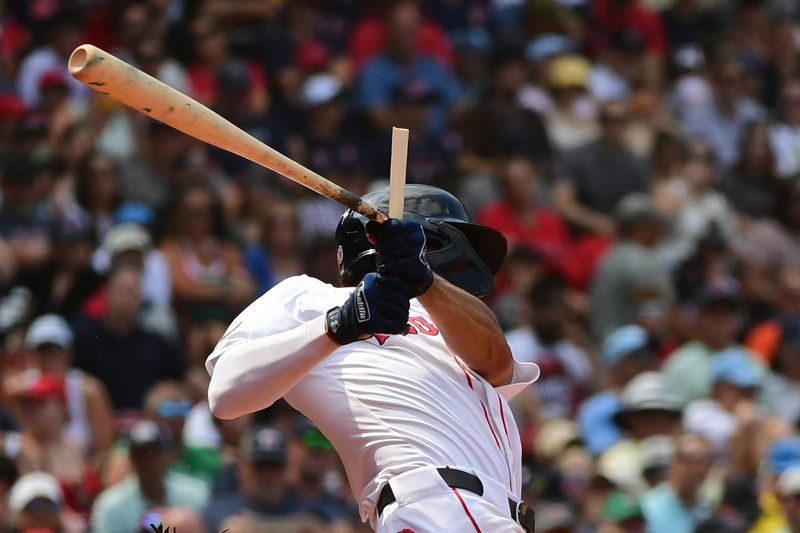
[478,201,572,262]
[590,0,666,57]
[348,16,454,72]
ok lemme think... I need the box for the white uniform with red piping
[206,275,540,532]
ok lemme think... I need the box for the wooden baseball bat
[68,44,386,221]
[388,127,409,219]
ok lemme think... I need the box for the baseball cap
[217,59,251,93]
[450,27,492,56]
[779,465,800,495]
[596,440,645,495]
[769,437,800,475]
[548,55,590,89]
[103,223,151,257]
[711,347,765,388]
[535,419,582,460]
[127,419,174,452]
[23,374,66,404]
[25,314,73,350]
[525,34,575,64]
[393,78,437,105]
[639,435,676,473]
[602,489,642,522]
[614,372,682,428]
[300,73,343,108]
[608,27,646,54]
[240,426,287,465]
[614,193,668,226]
[602,325,649,366]
[39,69,67,90]
[8,472,62,514]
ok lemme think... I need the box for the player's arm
[367,220,513,386]
[418,275,513,386]
[207,275,409,419]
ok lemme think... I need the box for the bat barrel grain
[68,44,385,221]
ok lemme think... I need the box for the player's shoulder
[245,275,342,317]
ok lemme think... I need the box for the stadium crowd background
[2,0,800,531]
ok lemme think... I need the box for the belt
[376,468,535,532]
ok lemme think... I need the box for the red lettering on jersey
[397,530,416,533]
[374,334,390,345]
[409,316,438,335]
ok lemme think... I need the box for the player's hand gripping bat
[68,44,386,221]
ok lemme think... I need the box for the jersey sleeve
[205,275,334,375]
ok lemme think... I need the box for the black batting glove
[365,218,434,298]
[325,272,410,345]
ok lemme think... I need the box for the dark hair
[528,274,566,307]
[733,121,778,182]
[165,183,228,240]
[74,152,121,213]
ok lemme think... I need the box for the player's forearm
[418,275,513,386]
[207,315,338,419]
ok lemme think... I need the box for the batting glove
[366,218,434,298]
[325,272,410,345]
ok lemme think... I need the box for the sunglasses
[158,399,192,419]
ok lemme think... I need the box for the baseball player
[206,185,540,532]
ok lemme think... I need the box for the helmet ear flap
[425,223,494,297]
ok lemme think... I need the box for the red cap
[24,374,66,403]
[0,95,26,120]
[39,70,67,89]
[294,40,331,71]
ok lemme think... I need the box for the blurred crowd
[1,0,800,532]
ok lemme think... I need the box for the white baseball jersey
[206,275,540,526]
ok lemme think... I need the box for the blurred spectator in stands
[590,0,667,61]
[656,139,737,268]
[506,275,592,420]
[353,0,463,136]
[16,11,87,107]
[210,413,254,498]
[74,262,187,411]
[131,31,188,95]
[205,425,326,532]
[664,278,749,405]
[8,471,81,533]
[0,455,18,530]
[91,419,208,532]
[518,33,575,116]
[160,183,254,366]
[291,419,350,528]
[777,465,800,533]
[349,0,454,72]
[721,121,780,219]
[555,100,649,245]
[589,193,672,340]
[74,153,122,244]
[478,157,575,283]
[541,54,600,153]
[600,488,646,533]
[683,348,767,456]
[612,372,683,444]
[681,57,765,168]
[22,314,114,470]
[450,26,493,106]
[579,325,655,456]
[35,69,72,145]
[259,201,305,286]
[0,155,54,286]
[589,28,648,104]
[641,433,713,533]
[761,314,800,427]
[662,0,723,54]
[12,373,96,517]
[770,78,800,179]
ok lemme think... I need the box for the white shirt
[206,275,539,524]
[770,123,800,178]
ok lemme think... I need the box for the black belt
[376,468,535,532]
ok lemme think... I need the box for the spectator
[721,121,781,220]
[681,57,765,168]
[612,371,682,444]
[478,157,575,283]
[90,419,208,533]
[579,325,655,456]
[506,275,592,419]
[599,488,646,533]
[160,184,254,366]
[22,314,115,469]
[683,347,767,455]
[73,263,187,411]
[764,315,800,427]
[663,278,750,405]
[770,78,800,179]
[8,471,81,533]
[352,0,463,136]
[589,193,672,340]
[74,152,122,244]
[777,465,800,533]
[554,100,651,240]
[640,433,713,533]
[205,425,325,532]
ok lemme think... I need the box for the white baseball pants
[374,466,525,533]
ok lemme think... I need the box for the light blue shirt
[641,483,712,533]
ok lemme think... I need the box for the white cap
[779,465,800,495]
[300,73,343,107]
[104,223,151,256]
[24,314,73,349]
[9,472,62,513]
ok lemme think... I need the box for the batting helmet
[335,185,507,296]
